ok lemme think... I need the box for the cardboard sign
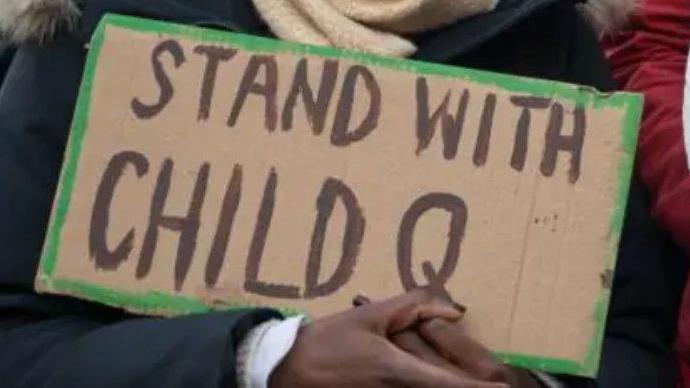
[36,14,642,377]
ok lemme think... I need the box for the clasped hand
[270,288,540,388]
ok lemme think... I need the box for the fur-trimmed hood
[0,0,637,45]
[0,0,80,44]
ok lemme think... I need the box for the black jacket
[0,1,684,387]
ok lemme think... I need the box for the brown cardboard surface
[36,15,642,376]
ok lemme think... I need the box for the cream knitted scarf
[250,0,499,57]
[1,0,638,48]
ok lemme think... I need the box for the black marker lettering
[415,77,470,159]
[540,103,586,183]
[509,96,551,171]
[473,93,497,166]
[304,177,365,299]
[397,193,467,292]
[131,39,185,119]
[90,151,149,270]
[194,45,237,121]
[205,165,242,287]
[228,55,278,131]
[244,168,300,298]
[331,65,381,146]
[137,160,209,291]
[282,58,339,134]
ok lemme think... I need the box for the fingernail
[353,294,371,307]
[453,302,467,314]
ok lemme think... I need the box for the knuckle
[420,318,447,336]
[377,352,418,385]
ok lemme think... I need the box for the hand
[392,318,540,388]
[269,288,509,388]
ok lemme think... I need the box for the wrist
[236,316,306,388]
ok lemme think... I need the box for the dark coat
[0,0,684,387]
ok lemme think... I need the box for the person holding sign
[0,0,683,388]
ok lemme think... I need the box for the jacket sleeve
[0,27,280,388]
[601,0,690,256]
[0,294,278,388]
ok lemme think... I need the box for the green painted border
[36,13,643,377]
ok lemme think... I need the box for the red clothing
[602,0,690,385]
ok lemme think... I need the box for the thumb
[358,287,464,334]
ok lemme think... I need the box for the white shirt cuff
[236,315,306,388]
